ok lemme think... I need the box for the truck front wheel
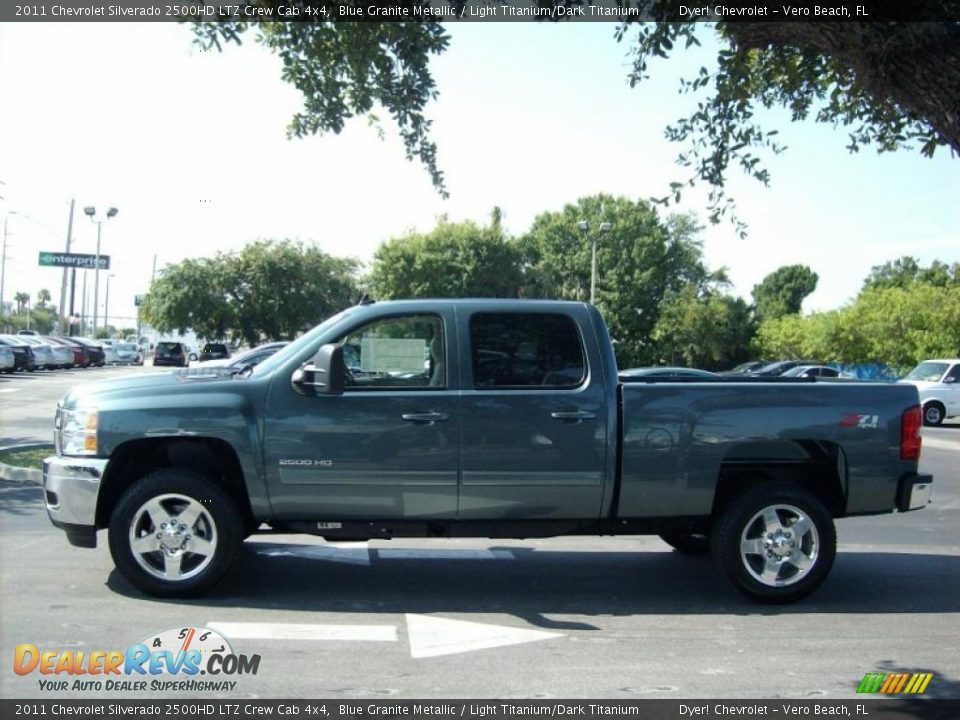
[108,469,242,598]
[712,484,836,604]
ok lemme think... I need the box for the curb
[0,443,52,486]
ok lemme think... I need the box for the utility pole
[1,212,12,316]
[59,198,75,333]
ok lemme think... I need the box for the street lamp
[104,273,116,334]
[1,211,14,316]
[83,205,118,335]
[578,219,612,305]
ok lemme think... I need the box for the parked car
[780,365,841,379]
[194,342,288,375]
[750,360,820,377]
[0,335,36,371]
[24,335,74,369]
[112,342,144,365]
[153,341,188,367]
[619,366,718,379]
[0,345,14,372]
[45,336,89,368]
[718,360,769,377]
[899,359,960,426]
[15,335,58,370]
[69,337,106,367]
[198,342,231,362]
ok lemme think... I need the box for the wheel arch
[714,440,848,519]
[96,437,254,530]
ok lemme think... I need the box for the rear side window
[470,313,586,389]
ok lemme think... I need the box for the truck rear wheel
[712,483,836,604]
[658,531,710,555]
[108,469,241,598]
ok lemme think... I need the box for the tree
[863,256,960,290]
[36,289,51,309]
[628,18,959,231]
[13,292,29,315]
[369,212,523,299]
[519,196,725,367]
[751,264,819,322]
[193,15,958,227]
[193,21,449,195]
[652,284,754,369]
[141,240,360,346]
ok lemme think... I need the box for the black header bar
[4,0,958,23]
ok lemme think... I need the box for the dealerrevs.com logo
[13,626,260,693]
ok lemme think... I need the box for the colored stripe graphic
[857,673,885,693]
[857,672,932,694]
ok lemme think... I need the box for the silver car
[0,346,14,372]
[112,342,143,365]
[16,335,62,369]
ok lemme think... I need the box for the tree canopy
[751,264,819,322]
[140,239,359,346]
[192,15,958,231]
[369,211,523,299]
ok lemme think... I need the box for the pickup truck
[43,299,933,603]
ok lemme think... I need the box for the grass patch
[0,446,53,470]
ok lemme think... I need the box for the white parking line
[0,388,19,394]
[206,621,397,642]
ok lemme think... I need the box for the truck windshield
[903,362,948,382]
[250,308,355,378]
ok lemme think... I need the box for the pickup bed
[44,299,933,603]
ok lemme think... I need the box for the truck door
[263,311,460,519]
[457,308,608,519]
[944,363,960,415]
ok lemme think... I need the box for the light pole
[1,211,13,316]
[83,205,118,336]
[104,273,116,334]
[578,219,612,305]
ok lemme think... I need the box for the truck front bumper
[43,456,109,548]
[897,472,933,512]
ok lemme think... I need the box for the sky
[0,21,957,331]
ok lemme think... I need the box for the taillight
[901,405,922,460]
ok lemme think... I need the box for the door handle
[401,412,450,424]
[550,410,597,422]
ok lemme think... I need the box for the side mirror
[944,376,956,384]
[291,344,345,395]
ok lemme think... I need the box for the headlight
[56,406,99,456]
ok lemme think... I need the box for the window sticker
[360,338,427,373]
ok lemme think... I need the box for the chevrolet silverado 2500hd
[43,299,932,603]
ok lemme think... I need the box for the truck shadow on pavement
[106,540,960,622]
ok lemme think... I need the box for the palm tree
[13,292,29,314]
[37,288,51,308]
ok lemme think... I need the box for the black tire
[923,402,945,427]
[711,483,836,604]
[108,469,242,598]
[658,531,710,555]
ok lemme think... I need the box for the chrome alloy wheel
[738,504,819,587]
[128,493,217,581]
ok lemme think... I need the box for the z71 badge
[840,414,879,429]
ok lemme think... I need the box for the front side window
[337,314,445,390]
[470,313,586,389]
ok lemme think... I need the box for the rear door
[457,307,608,519]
